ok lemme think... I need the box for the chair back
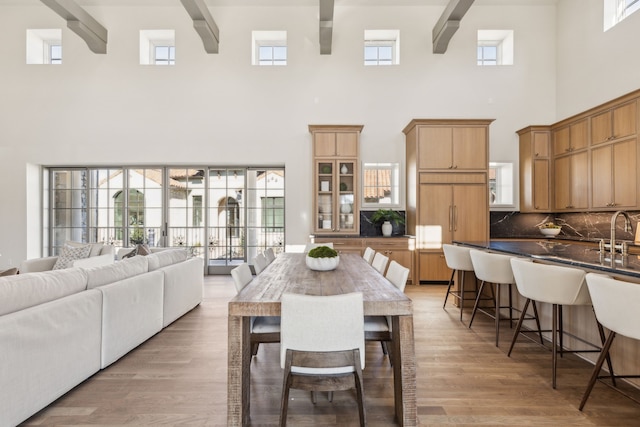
[231,263,253,293]
[280,292,365,369]
[510,258,590,305]
[586,273,640,340]
[264,248,276,264]
[304,242,334,253]
[371,253,389,275]
[442,244,474,272]
[385,260,409,292]
[469,249,514,285]
[362,247,375,264]
[253,253,268,275]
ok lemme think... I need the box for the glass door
[166,168,206,257]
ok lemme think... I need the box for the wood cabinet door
[554,155,572,210]
[570,119,588,151]
[418,251,450,282]
[591,144,614,208]
[418,127,453,169]
[613,138,637,208]
[336,133,358,157]
[613,101,637,141]
[533,131,550,158]
[553,126,570,156]
[571,151,589,210]
[314,133,336,157]
[419,184,452,245]
[533,158,550,211]
[591,110,612,146]
[452,127,487,170]
[452,184,488,242]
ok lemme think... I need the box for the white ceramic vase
[341,164,348,174]
[381,221,393,237]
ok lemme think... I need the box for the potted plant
[306,245,340,271]
[370,209,405,237]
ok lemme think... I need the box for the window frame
[361,162,402,209]
[252,31,287,66]
[364,29,400,66]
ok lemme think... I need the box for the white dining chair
[264,248,276,264]
[253,253,268,275]
[230,263,280,358]
[362,247,375,264]
[280,292,366,426]
[371,252,389,275]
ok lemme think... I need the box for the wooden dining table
[227,252,417,426]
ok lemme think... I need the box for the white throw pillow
[53,244,91,270]
[66,240,104,257]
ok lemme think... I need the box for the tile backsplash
[490,211,640,241]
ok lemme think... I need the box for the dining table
[227,252,417,426]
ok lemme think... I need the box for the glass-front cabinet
[309,124,362,235]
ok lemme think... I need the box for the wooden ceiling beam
[40,0,107,54]
[432,0,475,54]
[319,0,334,55]
[180,0,220,54]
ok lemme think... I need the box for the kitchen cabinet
[309,125,363,235]
[591,100,637,146]
[554,151,588,211]
[404,119,491,283]
[552,119,588,156]
[517,126,551,212]
[591,138,638,209]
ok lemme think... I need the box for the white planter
[381,221,393,237]
[306,255,340,271]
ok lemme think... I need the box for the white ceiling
[0,0,559,6]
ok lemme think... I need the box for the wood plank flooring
[22,276,640,426]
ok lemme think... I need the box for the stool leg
[443,269,456,309]
[531,300,544,345]
[595,318,616,387]
[495,283,501,347]
[508,298,530,357]
[468,280,487,329]
[559,305,564,359]
[459,271,466,321]
[508,284,514,328]
[552,303,558,389]
[579,331,617,411]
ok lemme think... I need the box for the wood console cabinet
[309,125,363,235]
[403,119,492,283]
[517,126,552,212]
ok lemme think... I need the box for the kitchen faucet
[610,210,633,254]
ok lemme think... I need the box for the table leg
[227,315,251,426]
[391,314,418,426]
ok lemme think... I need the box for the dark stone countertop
[454,239,640,280]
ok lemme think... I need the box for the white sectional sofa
[0,250,203,427]
[19,243,116,273]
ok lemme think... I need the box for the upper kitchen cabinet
[591,138,638,210]
[517,126,552,213]
[406,120,489,171]
[554,151,589,211]
[591,100,637,146]
[309,125,363,235]
[552,119,588,156]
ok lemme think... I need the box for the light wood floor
[22,276,640,426]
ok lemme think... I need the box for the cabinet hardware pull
[449,206,453,232]
[453,205,458,231]
[535,152,539,157]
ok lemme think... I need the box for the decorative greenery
[307,245,338,258]
[370,209,405,226]
[540,222,561,229]
[130,227,146,245]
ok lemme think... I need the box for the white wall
[0,2,561,267]
[556,0,640,118]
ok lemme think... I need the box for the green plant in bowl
[307,246,338,258]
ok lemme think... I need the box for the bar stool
[580,273,639,410]
[442,244,477,321]
[468,250,520,347]
[508,258,611,389]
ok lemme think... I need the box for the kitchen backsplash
[490,211,640,241]
[360,210,406,237]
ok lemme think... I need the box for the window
[26,29,62,65]
[364,30,399,66]
[362,163,400,207]
[252,31,287,66]
[477,30,514,66]
[604,0,640,30]
[489,162,514,207]
[140,30,175,65]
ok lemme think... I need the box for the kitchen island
[454,238,640,390]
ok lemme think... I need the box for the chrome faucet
[610,210,633,254]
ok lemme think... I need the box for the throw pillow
[0,267,18,276]
[136,244,151,256]
[122,248,138,259]
[52,244,91,270]
[66,240,104,257]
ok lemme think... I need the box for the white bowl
[539,227,561,237]
[306,255,340,271]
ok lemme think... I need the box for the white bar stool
[580,273,640,410]
[509,258,612,389]
[442,244,478,321]
[468,250,522,347]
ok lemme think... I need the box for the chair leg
[443,269,456,309]
[380,341,388,355]
[579,331,617,411]
[552,304,558,389]
[353,350,367,427]
[280,351,294,427]
[252,342,260,356]
[468,280,487,329]
[508,298,530,357]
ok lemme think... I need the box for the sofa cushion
[85,256,149,290]
[53,244,91,270]
[66,241,104,258]
[147,249,188,271]
[0,268,88,316]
